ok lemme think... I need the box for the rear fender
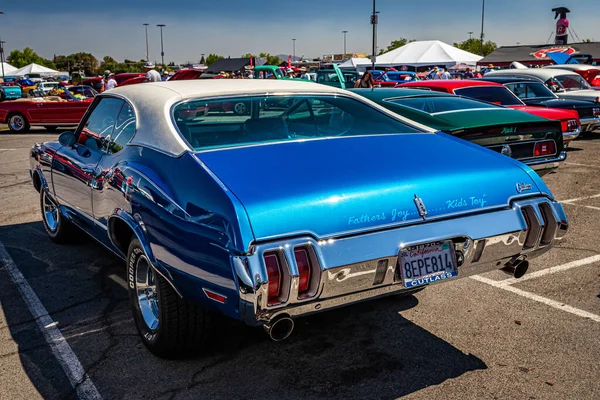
[108,210,181,297]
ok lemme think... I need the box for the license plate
[398,241,458,288]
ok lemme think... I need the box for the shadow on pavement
[0,222,487,400]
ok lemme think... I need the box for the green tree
[205,53,224,66]
[453,38,498,57]
[378,38,415,55]
[258,53,282,66]
[7,47,56,69]
[241,53,256,59]
[582,38,592,43]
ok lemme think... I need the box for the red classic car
[114,73,146,85]
[397,80,581,146]
[0,87,93,133]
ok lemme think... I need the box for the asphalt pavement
[1,127,599,400]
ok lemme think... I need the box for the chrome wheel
[136,256,159,331]
[42,191,59,232]
[9,114,25,132]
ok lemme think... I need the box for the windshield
[504,82,556,99]
[386,96,499,114]
[453,86,523,106]
[173,94,422,151]
[553,74,592,91]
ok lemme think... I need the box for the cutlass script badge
[501,127,517,134]
[414,195,427,219]
[516,183,532,193]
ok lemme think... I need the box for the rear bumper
[581,117,600,132]
[236,197,567,326]
[526,151,567,173]
[563,127,581,145]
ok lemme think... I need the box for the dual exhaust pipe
[264,259,529,341]
[502,258,529,279]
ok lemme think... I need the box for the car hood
[196,134,545,240]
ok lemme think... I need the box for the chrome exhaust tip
[264,315,294,342]
[502,259,529,279]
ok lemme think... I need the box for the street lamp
[292,38,296,62]
[371,0,379,71]
[468,31,473,40]
[157,24,166,68]
[143,23,149,62]
[0,11,5,80]
[342,30,348,58]
[480,0,485,56]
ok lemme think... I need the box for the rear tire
[7,113,30,133]
[40,188,78,243]
[127,238,211,359]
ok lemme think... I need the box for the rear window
[504,82,555,99]
[385,96,499,114]
[553,74,591,91]
[173,95,422,151]
[453,86,522,106]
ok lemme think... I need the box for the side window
[77,97,125,146]
[104,102,136,154]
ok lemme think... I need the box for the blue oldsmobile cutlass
[30,80,568,358]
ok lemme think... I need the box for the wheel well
[32,171,42,193]
[109,218,135,256]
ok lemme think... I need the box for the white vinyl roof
[376,40,483,67]
[105,80,435,156]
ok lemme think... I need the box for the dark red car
[397,80,581,145]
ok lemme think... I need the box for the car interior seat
[242,117,289,142]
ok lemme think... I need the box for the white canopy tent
[9,63,60,76]
[338,57,371,69]
[376,40,482,68]
[1,62,18,75]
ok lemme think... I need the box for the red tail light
[534,140,556,157]
[564,119,579,132]
[294,248,312,296]
[593,108,600,117]
[264,252,282,305]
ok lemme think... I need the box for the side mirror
[58,131,77,147]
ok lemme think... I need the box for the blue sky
[0,0,598,64]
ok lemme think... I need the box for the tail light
[264,252,283,305]
[534,140,556,157]
[294,248,312,296]
[565,119,579,132]
[593,108,600,117]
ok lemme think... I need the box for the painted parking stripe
[561,193,600,204]
[564,162,600,168]
[563,203,600,211]
[501,254,600,286]
[471,275,600,323]
[0,241,102,400]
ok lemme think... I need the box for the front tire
[40,188,77,243]
[8,113,30,133]
[127,238,210,359]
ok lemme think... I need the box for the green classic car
[352,88,566,175]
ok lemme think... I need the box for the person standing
[464,68,474,79]
[354,71,374,88]
[440,69,451,80]
[104,71,117,91]
[161,71,169,81]
[144,62,161,82]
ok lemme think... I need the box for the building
[478,42,600,68]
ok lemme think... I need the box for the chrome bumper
[563,127,581,145]
[527,151,567,173]
[236,197,568,326]
[580,117,600,132]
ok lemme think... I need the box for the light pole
[468,31,473,40]
[371,0,379,71]
[0,11,5,80]
[157,24,166,68]
[143,23,149,62]
[342,30,348,58]
[292,38,296,61]
[480,0,485,56]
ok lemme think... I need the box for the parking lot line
[0,241,102,400]
[561,193,600,204]
[564,162,600,169]
[500,254,600,285]
[471,275,600,323]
